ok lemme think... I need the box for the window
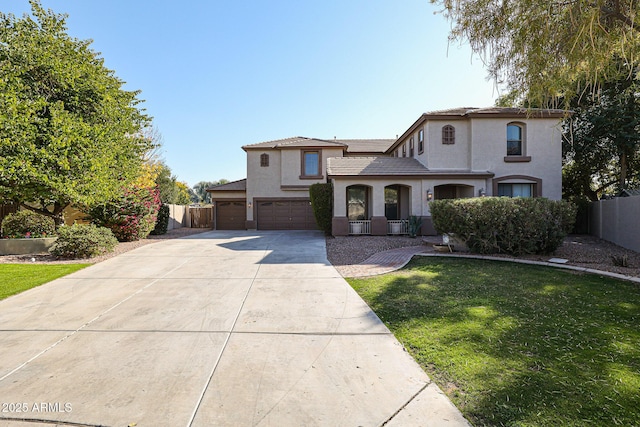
[409,137,415,157]
[507,124,523,155]
[347,186,369,220]
[301,150,321,177]
[442,125,455,144]
[402,144,406,157]
[260,153,269,167]
[418,129,424,153]
[384,186,399,220]
[498,183,533,198]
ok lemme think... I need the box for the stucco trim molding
[503,156,532,163]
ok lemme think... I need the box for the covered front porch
[326,156,494,237]
[331,179,430,236]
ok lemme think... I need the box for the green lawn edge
[347,257,640,427]
[0,264,90,300]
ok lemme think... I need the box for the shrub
[309,183,333,235]
[89,186,161,242]
[49,224,118,259]
[408,215,423,238]
[430,197,577,255]
[1,210,56,238]
[150,203,170,235]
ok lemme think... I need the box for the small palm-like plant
[408,215,423,238]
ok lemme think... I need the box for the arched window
[442,125,455,144]
[347,185,369,220]
[260,153,269,167]
[507,123,524,156]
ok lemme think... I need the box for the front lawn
[347,258,640,427]
[0,264,89,300]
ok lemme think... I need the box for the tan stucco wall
[245,148,343,221]
[469,117,562,200]
[420,121,471,169]
[394,116,562,201]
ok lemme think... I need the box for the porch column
[370,184,387,236]
[331,181,349,236]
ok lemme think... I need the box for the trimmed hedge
[430,197,577,255]
[1,210,56,238]
[150,203,170,235]
[309,183,333,235]
[49,224,118,259]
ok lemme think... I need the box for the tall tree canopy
[563,73,640,201]
[432,0,640,105]
[0,1,152,224]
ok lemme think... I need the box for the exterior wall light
[427,189,433,201]
[479,188,486,197]
[247,202,252,209]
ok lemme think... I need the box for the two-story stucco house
[207,107,566,235]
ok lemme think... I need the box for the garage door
[257,200,318,230]
[216,201,246,230]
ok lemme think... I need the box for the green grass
[0,264,90,300]
[347,258,640,427]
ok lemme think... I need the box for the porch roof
[327,157,494,179]
[326,156,429,177]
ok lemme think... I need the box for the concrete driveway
[0,231,469,427]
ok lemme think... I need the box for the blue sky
[1,1,499,187]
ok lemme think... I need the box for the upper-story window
[442,125,455,144]
[507,123,524,155]
[260,153,269,167]
[418,129,424,153]
[402,144,406,157]
[301,150,321,178]
[409,137,415,157]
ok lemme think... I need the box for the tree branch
[599,4,640,32]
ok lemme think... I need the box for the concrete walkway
[336,245,430,278]
[0,231,469,427]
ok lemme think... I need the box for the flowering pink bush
[89,186,161,242]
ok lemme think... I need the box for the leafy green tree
[563,74,640,200]
[175,182,193,205]
[153,162,192,205]
[193,180,228,204]
[432,0,640,105]
[0,1,152,225]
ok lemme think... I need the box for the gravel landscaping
[326,234,640,279]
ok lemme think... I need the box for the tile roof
[327,157,495,178]
[327,157,430,176]
[242,137,395,154]
[206,179,247,192]
[422,107,567,119]
[242,137,347,150]
[337,139,396,153]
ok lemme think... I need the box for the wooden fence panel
[189,207,213,228]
